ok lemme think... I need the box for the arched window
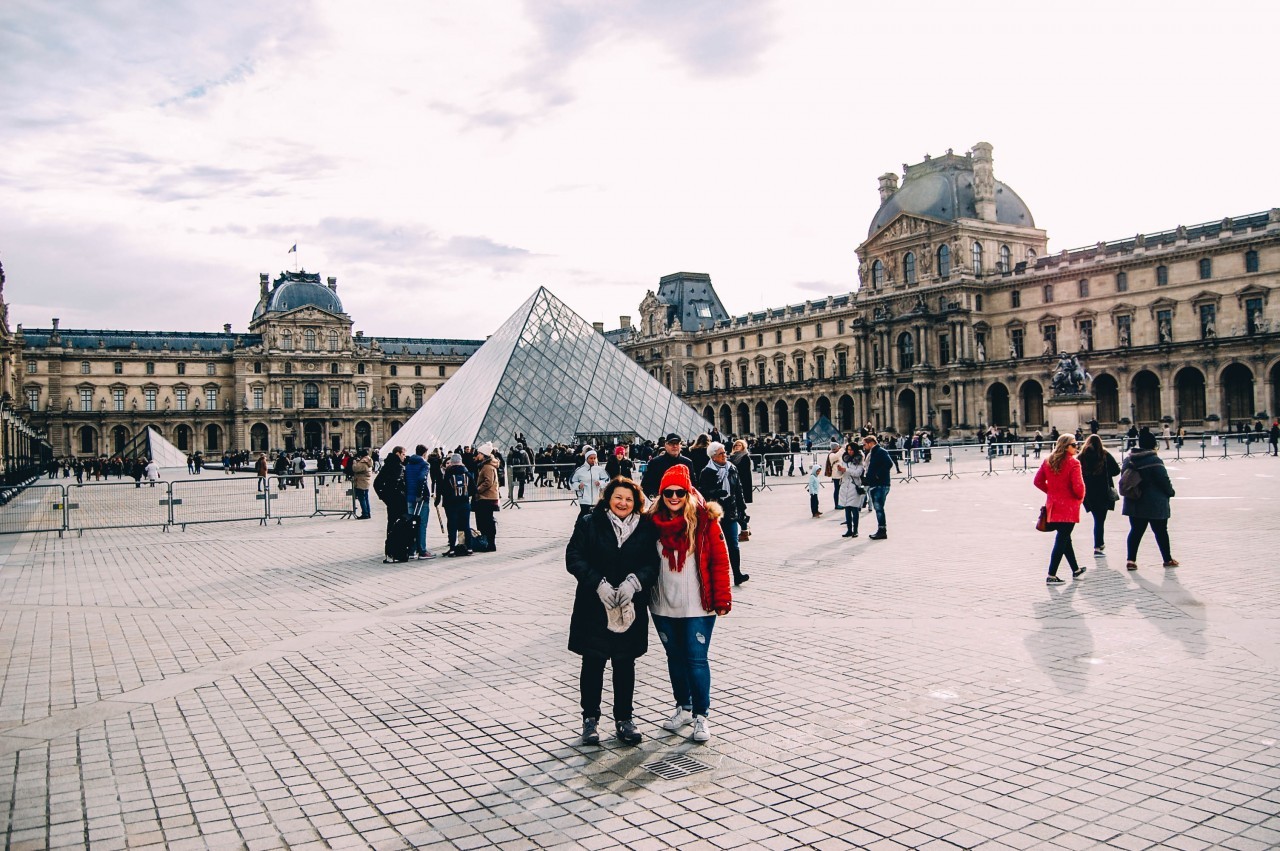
[304,329,316,351]
[1026,248,1037,263]
[303,383,319,409]
[903,252,917,284]
[205,424,221,452]
[998,245,1011,273]
[281,331,293,350]
[328,330,339,350]
[872,260,885,288]
[897,332,915,371]
[937,244,950,279]
[971,242,983,276]
[1198,258,1212,279]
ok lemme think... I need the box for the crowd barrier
[0,474,356,536]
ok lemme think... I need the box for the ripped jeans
[651,614,716,717]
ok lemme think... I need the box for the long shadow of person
[1024,580,1095,695]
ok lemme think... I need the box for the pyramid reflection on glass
[380,287,711,453]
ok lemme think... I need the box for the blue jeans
[412,500,430,554]
[867,485,889,528]
[721,519,742,582]
[353,487,370,518]
[651,614,716,717]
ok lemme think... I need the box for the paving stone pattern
[1,457,1278,849]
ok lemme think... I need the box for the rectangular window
[816,324,823,339]
[1156,265,1169,286]
[331,387,341,408]
[1199,304,1217,339]
[739,364,748,387]
[1116,271,1128,292]
[1010,329,1024,359]
[836,351,847,377]
[721,340,728,353]
[113,362,123,375]
[795,327,802,341]
[26,388,38,409]
[145,389,157,412]
[206,363,216,376]
[738,337,745,350]
[706,343,713,355]
[26,361,36,374]
[756,333,763,347]
[81,361,90,374]
[390,365,398,376]
[1078,279,1089,298]
[1080,320,1094,351]
[252,387,263,410]
[816,354,826,379]
[775,330,782,345]
[1156,309,1173,343]
[1245,298,1263,334]
[1011,290,1021,308]
[1043,325,1058,354]
[389,387,400,409]
[685,371,696,394]
[177,362,186,375]
[176,389,188,410]
[205,389,216,410]
[283,386,294,408]
[438,365,445,377]
[974,331,986,361]
[722,366,731,388]
[974,295,984,311]
[146,362,155,375]
[939,333,951,365]
[1043,285,1054,303]
[1245,251,1259,273]
[837,320,845,334]
[414,365,422,376]
[414,386,424,408]
[112,388,125,411]
[1117,314,1132,347]
[794,356,805,382]
[80,389,93,411]
[356,387,367,409]
[685,345,692,357]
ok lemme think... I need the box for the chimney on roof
[51,318,60,330]
[592,322,604,334]
[259,273,269,298]
[355,330,363,338]
[327,277,337,291]
[877,173,899,203]
[971,142,996,222]
[223,323,232,334]
[619,315,631,329]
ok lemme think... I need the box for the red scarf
[651,510,690,572]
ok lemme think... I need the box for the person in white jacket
[572,447,611,519]
[144,458,161,487]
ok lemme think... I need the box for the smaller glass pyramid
[381,288,711,452]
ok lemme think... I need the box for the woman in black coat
[1077,434,1120,555]
[1121,429,1178,571]
[566,477,659,746]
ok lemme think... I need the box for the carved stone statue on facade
[1051,352,1091,396]
[1159,319,1172,343]
[1119,325,1131,346]
[1204,318,1216,338]
[976,340,986,362]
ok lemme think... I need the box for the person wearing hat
[1121,427,1178,570]
[640,433,692,499]
[697,441,750,585]
[440,452,475,557]
[571,447,611,519]
[647,464,731,743]
[565,477,659,747]
[473,442,500,552]
[605,445,634,480]
[861,435,893,539]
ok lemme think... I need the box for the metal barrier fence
[0,474,356,536]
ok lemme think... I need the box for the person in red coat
[648,464,732,743]
[1034,434,1087,584]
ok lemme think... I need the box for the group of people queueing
[566,434,737,747]
[1034,425,1178,584]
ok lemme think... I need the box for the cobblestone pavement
[1,455,1277,850]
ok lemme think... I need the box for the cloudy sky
[2,1,1277,339]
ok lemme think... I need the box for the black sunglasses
[662,488,687,499]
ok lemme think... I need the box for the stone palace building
[13,272,481,458]
[614,143,1280,438]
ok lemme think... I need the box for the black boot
[869,528,887,540]
[582,717,600,745]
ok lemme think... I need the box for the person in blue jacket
[404,445,434,559]
[861,434,893,540]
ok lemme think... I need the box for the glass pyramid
[380,287,711,453]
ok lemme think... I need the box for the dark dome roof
[868,159,1034,237]
[252,272,345,321]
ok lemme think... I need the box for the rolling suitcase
[384,515,417,562]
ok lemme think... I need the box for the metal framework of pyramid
[119,426,190,468]
[380,287,711,453]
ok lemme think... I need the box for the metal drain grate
[641,754,713,780]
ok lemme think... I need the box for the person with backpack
[1033,434,1086,584]
[374,446,410,563]
[404,445,435,559]
[439,453,475,557]
[1121,428,1178,571]
[472,443,500,552]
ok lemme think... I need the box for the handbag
[1108,485,1120,504]
[739,527,751,542]
[1035,506,1050,532]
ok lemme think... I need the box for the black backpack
[1118,465,1143,500]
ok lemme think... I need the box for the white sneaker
[661,706,694,732]
[691,715,711,742]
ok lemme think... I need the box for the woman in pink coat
[1033,434,1086,584]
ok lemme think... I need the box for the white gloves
[614,574,642,605]
[597,580,615,607]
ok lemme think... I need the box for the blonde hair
[1047,434,1076,473]
[731,439,747,453]
[649,488,702,552]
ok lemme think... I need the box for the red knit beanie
[658,464,694,494]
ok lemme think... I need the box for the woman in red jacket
[1033,434,1087,584]
[648,465,732,742]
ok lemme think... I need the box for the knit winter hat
[614,446,627,456]
[583,446,597,459]
[477,441,493,456]
[1137,428,1158,450]
[658,463,694,494]
[449,453,463,464]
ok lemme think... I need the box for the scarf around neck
[706,458,731,496]
[607,510,639,547]
[651,510,690,572]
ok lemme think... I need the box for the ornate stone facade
[15,271,482,458]
[617,143,1280,437]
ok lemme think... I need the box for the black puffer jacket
[697,462,747,523]
[566,506,660,659]
[1120,450,1175,520]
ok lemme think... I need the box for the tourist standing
[405,445,434,559]
[824,441,843,512]
[473,442,500,552]
[861,435,893,540]
[648,466,731,743]
[641,434,692,499]
[837,446,866,538]
[806,465,823,517]
[566,478,659,746]
[1122,429,1178,570]
[572,447,610,519]
[1034,434,1086,584]
[350,449,373,519]
[697,441,749,586]
[1078,434,1120,555]
[440,453,474,557]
